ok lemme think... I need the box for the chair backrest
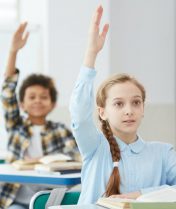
[29,190,80,209]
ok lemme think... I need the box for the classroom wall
[110,0,175,104]
[0,0,175,149]
[109,0,176,146]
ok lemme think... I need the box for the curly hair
[19,74,58,103]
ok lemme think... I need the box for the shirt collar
[115,136,145,154]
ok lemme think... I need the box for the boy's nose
[34,98,42,103]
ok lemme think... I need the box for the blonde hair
[96,74,146,196]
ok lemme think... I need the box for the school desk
[0,164,81,185]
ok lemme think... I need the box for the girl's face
[98,81,144,143]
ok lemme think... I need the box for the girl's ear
[98,106,107,120]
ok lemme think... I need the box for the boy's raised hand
[84,5,109,68]
[10,22,29,53]
[5,22,29,77]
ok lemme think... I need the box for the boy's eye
[41,95,49,99]
[29,96,35,100]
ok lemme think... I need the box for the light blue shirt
[69,66,176,204]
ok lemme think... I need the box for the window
[0,0,18,24]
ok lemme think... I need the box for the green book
[131,202,176,209]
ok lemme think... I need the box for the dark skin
[5,22,55,125]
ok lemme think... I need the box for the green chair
[0,159,5,164]
[29,190,80,209]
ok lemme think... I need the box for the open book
[96,187,176,209]
[12,153,81,173]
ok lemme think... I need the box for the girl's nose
[124,105,133,115]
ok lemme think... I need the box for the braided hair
[96,73,145,197]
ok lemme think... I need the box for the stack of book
[12,153,82,174]
[96,187,176,209]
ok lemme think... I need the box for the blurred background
[0,0,175,151]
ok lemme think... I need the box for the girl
[69,5,176,204]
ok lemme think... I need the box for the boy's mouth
[32,106,44,110]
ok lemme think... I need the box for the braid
[96,73,146,196]
[99,117,121,196]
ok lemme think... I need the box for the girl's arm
[69,6,109,160]
[5,22,29,78]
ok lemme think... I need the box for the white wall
[46,0,110,105]
[0,0,175,149]
[110,0,176,145]
[110,0,175,104]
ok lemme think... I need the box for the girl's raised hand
[10,22,29,53]
[84,5,109,68]
[87,5,109,55]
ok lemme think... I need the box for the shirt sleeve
[69,66,101,161]
[1,69,21,131]
[165,145,176,185]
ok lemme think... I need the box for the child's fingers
[19,22,28,33]
[89,5,103,35]
[100,24,109,40]
[110,194,127,198]
[93,5,103,26]
[23,31,29,43]
[15,22,28,36]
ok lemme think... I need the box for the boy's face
[21,85,55,119]
[98,82,144,142]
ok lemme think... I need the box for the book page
[97,197,135,209]
[39,153,72,164]
[11,154,73,170]
[137,187,176,202]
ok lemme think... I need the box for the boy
[1,22,79,209]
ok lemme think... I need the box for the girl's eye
[133,100,142,106]
[114,102,124,107]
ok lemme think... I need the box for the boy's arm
[5,22,29,78]
[1,71,20,131]
[1,23,29,131]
